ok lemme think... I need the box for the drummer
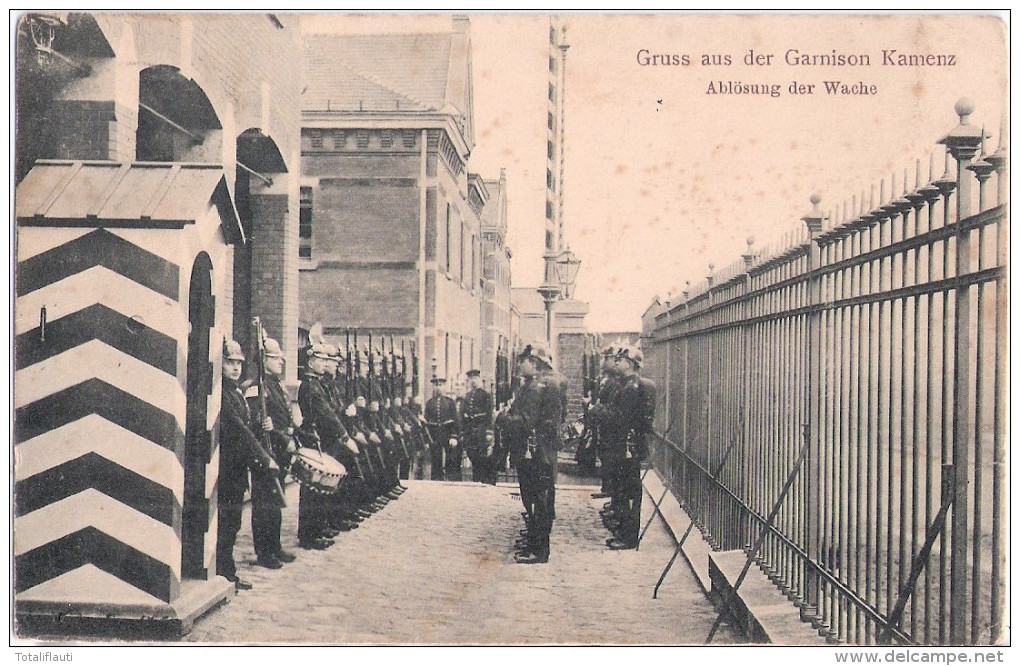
[247,338,299,568]
[297,343,349,550]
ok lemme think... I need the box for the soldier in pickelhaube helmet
[296,343,347,550]
[245,337,298,568]
[603,345,656,550]
[590,344,622,506]
[499,343,564,564]
[218,339,277,590]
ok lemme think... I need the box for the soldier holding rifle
[245,329,299,569]
[603,346,657,550]
[218,339,278,589]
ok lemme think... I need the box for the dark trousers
[429,442,445,480]
[466,444,487,482]
[251,475,282,559]
[216,496,244,580]
[444,443,462,481]
[297,484,326,544]
[618,458,643,543]
[528,459,557,557]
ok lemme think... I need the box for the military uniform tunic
[460,386,493,482]
[424,393,459,481]
[218,377,275,579]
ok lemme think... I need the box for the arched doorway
[137,65,221,163]
[182,252,214,579]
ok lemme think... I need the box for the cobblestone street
[182,479,736,645]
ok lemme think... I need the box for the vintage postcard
[11,11,1008,655]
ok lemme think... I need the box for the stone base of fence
[708,550,829,645]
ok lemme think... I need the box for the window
[547,141,554,159]
[546,201,554,220]
[549,56,556,73]
[459,220,465,285]
[548,112,555,130]
[444,204,452,272]
[299,186,313,258]
[548,83,556,102]
[309,131,323,149]
[546,168,554,190]
[470,234,476,290]
[549,25,556,44]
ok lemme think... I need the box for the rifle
[250,317,287,508]
[344,327,367,481]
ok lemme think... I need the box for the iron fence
[645,100,1007,646]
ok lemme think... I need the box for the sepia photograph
[9,9,1009,655]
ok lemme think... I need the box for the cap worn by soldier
[466,369,481,378]
[263,338,284,358]
[601,345,616,358]
[224,340,246,361]
[431,377,446,385]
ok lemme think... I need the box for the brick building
[14,12,302,633]
[300,17,503,393]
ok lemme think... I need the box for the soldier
[321,345,366,532]
[590,345,621,502]
[246,338,298,568]
[218,340,278,590]
[501,344,564,564]
[605,346,657,550]
[296,343,347,549]
[459,369,494,483]
[423,377,459,481]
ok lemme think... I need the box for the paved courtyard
[182,479,737,645]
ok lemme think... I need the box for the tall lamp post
[537,246,581,349]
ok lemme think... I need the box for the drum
[291,448,347,494]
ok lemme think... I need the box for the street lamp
[555,246,581,298]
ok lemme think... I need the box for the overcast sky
[305,12,1008,332]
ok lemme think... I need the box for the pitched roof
[303,33,457,114]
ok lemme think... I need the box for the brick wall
[558,332,586,423]
[313,178,419,263]
[249,191,289,345]
[300,266,418,331]
[49,100,115,161]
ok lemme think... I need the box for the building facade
[14,12,302,633]
[480,169,513,388]
[299,17,501,393]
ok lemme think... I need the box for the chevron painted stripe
[15,340,185,413]
[15,415,184,501]
[17,303,177,375]
[15,266,186,340]
[16,489,179,565]
[16,227,95,262]
[15,453,182,533]
[17,228,179,300]
[15,379,185,459]
[14,563,167,608]
[15,527,176,602]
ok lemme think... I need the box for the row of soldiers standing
[216,328,432,590]
[584,344,657,550]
